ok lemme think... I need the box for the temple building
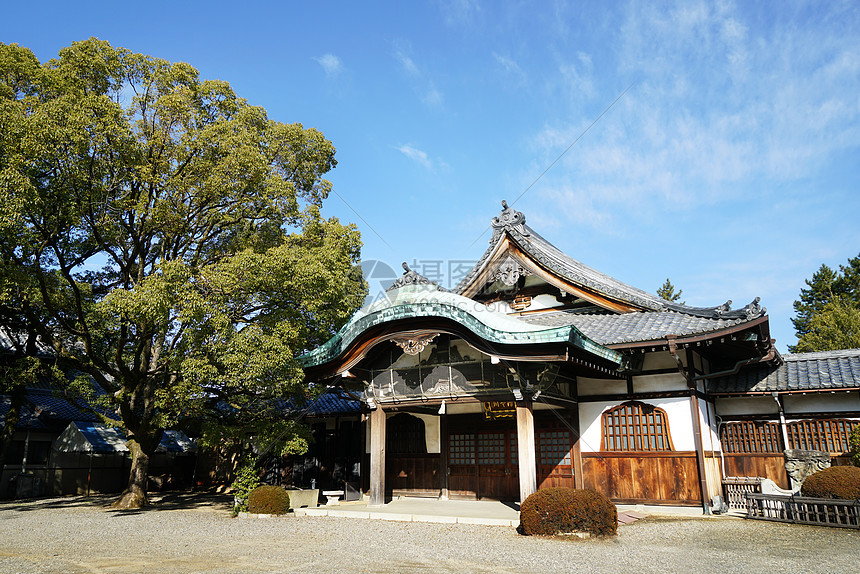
[299,202,860,510]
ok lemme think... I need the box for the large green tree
[0,39,365,508]
[791,255,860,352]
[792,295,860,353]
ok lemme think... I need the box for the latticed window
[539,431,572,465]
[602,402,674,451]
[788,419,859,454]
[477,433,505,465]
[721,421,783,453]
[449,433,475,465]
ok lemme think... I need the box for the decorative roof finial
[490,199,529,243]
[386,261,446,291]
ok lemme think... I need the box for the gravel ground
[1,494,858,573]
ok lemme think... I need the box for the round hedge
[519,487,617,536]
[800,465,860,500]
[247,485,291,515]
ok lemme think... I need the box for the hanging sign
[482,400,516,420]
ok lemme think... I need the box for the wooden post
[516,401,537,503]
[369,406,386,506]
[669,339,710,514]
[689,391,711,512]
[439,407,449,500]
[571,406,584,489]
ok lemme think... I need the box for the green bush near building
[248,485,291,515]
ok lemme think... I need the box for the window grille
[539,431,571,465]
[449,433,475,465]
[477,433,505,465]
[601,402,674,451]
[788,419,859,454]
[721,421,783,453]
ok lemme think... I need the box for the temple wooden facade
[299,202,860,510]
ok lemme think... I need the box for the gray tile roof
[455,202,767,321]
[708,349,860,394]
[519,309,752,345]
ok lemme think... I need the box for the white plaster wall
[411,413,441,453]
[714,396,779,416]
[578,397,695,453]
[632,372,688,393]
[523,294,563,311]
[577,377,627,396]
[782,392,860,414]
[445,402,483,415]
[642,351,680,370]
[700,399,721,453]
[364,411,442,453]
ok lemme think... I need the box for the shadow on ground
[0,491,233,514]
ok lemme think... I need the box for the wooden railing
[722,476,762,509]
[745,493,860,529]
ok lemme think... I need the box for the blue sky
[4,1,859,352]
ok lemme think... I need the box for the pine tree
[657,279,684,304]
[790,254,860,352]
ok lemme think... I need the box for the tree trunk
[0,384,26,471]
[111,437,156,509]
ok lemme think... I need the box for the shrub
[849,425,860,467]
[800,465,860,500]
[248,485,291,515]
[230,458,261,514]
[519,487,617,537]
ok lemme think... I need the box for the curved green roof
[298,284,621,368]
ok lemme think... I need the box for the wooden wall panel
[581,452,701,505]
[387,454,440,497]
[723,454,789,489]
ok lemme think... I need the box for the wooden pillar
[516,401,537,503]
[369,405,386,506]
[571,405,584,489]
[439,407,449,499]
[689,391,711,512]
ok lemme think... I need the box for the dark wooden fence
[745,493,860,529]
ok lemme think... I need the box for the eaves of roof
[708,349,860,394]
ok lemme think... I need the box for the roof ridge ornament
[491,200,530,243]
[663,297,766,320]
[386,262,446,292]
[742,297,766,320]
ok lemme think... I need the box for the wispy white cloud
[394,48,445,109]
[438,0,481,26]
[313,54,342,78]
[528,1,860,229]
[422,83,444,108]
[397,144,433,170]
[395,50,420,77]
[493,52,526,85]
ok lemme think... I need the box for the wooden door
[447,430,519,500]
[537,429,575,489]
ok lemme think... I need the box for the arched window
[601,401,674,452]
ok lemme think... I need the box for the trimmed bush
[248,485,291,515]
[801,465,860,500]
[519,487,617,537]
